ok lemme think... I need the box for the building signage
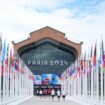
[27,60,68,66]
[21,42,73,74]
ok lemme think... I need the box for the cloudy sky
[0,0,105,54]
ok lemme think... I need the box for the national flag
[70,65,74,77]
[80,55,83,71]
[1,39,7,62]
[99,39,103,70]
[31,75,35,81]
[87,53,90,75]
[101,39,105,71]
[19,66,24,74]
[20,60,25,74]
[9,48,13,68]
[103,51,105,71]
[0,34,2,55]
[83,52,86,74]
[93,42,97,66]
[9,47,14,76]
[67,67,71,77]
[72,62,77,78]
[90,45,93,58]
[5,44,9,73]
[102,38,104,60]
[1,39,7,74]
[99,38,104,71]
[89,45,93,72]
[1,61,4,75]
[14,57,19,71]
[74,60,78,78]
[77,57,81,77]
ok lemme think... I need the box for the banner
[34,74,61,85]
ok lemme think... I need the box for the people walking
[48,88,51,98]
[57,89,61,102]
[39,89,43,98]
[62,90,66,101]
[36,90,39,96]
[51,89,55,101]
[43,89,47,98]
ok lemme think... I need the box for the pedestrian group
[36,89,66,101]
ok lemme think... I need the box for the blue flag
[1,39,6,62]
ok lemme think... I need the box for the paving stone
[18,96,81,105]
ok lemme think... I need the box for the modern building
[13,26,83,93]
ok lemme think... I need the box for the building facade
[13,26,82,76]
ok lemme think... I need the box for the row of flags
[0,34,34,80]
[61,38,105,80]
[1,34,104,82]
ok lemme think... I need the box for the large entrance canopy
[13,26,82,75]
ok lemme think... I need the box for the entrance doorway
[34,84,61,95]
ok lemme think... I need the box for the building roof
[13,26,83,56]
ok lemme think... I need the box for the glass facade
[20,41,76,75]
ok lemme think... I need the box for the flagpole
[91,63,93,101]
[101,59,103,103]
[104,72,105,101]
[103,50,105,104]
[3,62,6,101]
[0,33,2,101]
[68,78,70,96]
[0,60,1,101]
[96,47,99,104]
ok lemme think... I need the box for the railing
[0,35,34,105]
[61,40,105,105]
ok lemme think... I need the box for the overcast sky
[0,0,105,54]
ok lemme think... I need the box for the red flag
[19,66,24,74]
[9,48,14,68]
[68,67,71,76]
[78,59,81,77]
[103,51,105,71]
[5,44,9,73]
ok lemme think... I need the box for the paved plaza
[18,96,80,105]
